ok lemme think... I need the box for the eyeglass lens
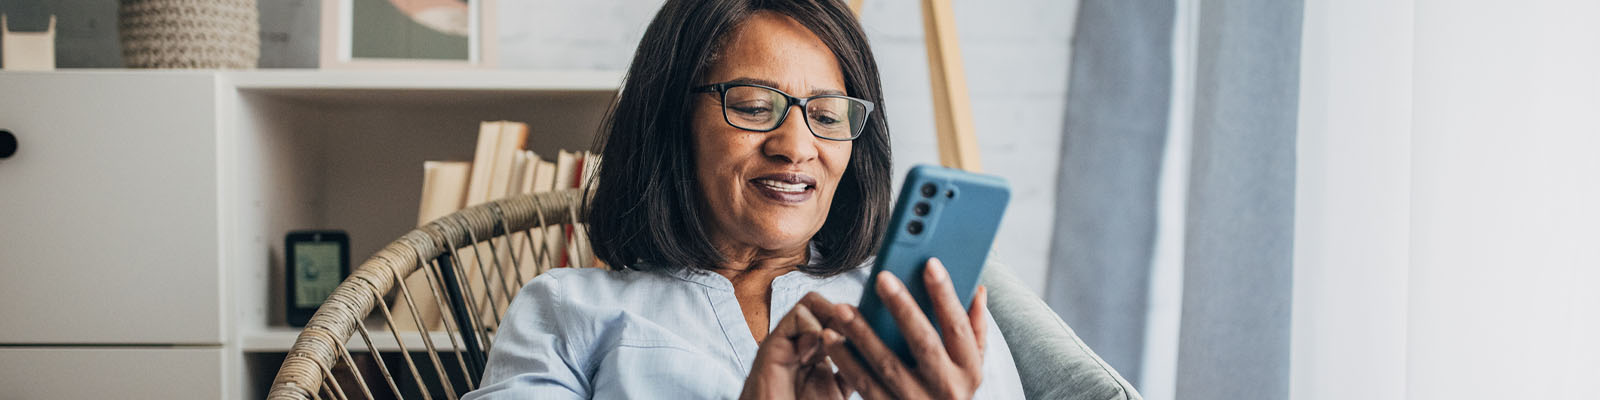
[722,85,868,139]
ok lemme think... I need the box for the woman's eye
[811,113,842,126]
[729,103,772,116]
[732,106,771,115]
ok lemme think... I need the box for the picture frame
[319,0,498,69]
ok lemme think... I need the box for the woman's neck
[711,240,808,274]
[709,240,808,344]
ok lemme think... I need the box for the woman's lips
[749,173,816,204]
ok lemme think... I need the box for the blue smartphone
[856,164,1011,365]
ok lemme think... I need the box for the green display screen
[294,242,342,308]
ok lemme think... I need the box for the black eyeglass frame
[692,82,876,141]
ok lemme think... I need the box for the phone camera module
[913,202,931,216]
[920,183,938,198]
[907,220,924,235]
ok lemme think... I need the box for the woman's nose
[762,106,819,164]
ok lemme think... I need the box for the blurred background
[2,0,1597,399]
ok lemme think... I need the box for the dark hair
[584,0,892,276]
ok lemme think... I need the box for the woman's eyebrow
[724,77,781,88]
[724,77,846,97]
[810,87,846,96]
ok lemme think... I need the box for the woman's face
[692,12,853,256]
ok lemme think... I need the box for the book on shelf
[551,150,578,269]
[464,121,502,207]
[514,151,557,278]
[390,121,600,331]
[576,151,601,268]
[417,161,471,225]
[389,159,472,331]
[466,121,529,320]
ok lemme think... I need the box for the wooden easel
[849,0,982,172]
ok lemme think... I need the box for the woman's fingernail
[835,304,855,322]
[878,271,903,294]
[823,329,842,343]
[927,258,947,283]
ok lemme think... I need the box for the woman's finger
[834,373,854,400]
[764,303,822,367]
[822,329,894,400]
[826,302,927,398]
[875,270,953,373]
[970,285,989,357]
[800,357,846,400]
[793,305,827,362]
[797,292,842,326]
[771,303,805,339]
[924,258,982,370]
[794,303,823,335]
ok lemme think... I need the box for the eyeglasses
[692,82,875,141]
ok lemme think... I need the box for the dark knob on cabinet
[0,130,15,159]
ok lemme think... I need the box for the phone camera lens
[920,183,937,198]
[907,220,924,235]
[913,202,931,216]
[946,190,955,198]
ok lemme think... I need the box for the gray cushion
[981,262,1142,400]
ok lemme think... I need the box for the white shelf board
[242,327,471,353]
[224,69,624,92]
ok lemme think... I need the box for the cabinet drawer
[0,72,222,344]
[0,347,223,399]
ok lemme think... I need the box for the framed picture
[319,0,498,69]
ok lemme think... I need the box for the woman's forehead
[706,12,846,97]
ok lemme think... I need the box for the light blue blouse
[463,257,1025,399]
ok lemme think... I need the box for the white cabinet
[0,348,224,399]
[0,69,620,398]
[0,72,223,345]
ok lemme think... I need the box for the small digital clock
[285,230,350,327]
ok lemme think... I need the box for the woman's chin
[736,218,825,250]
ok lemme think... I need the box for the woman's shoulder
[518,266,677,302]
[528,266,646,286]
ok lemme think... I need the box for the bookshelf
[0,69,622,398]
[229,69,621,398]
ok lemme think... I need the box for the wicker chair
[266,189,1139,400]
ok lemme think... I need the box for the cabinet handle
[0,130,15,159]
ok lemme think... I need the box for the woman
[466,0,1023,398]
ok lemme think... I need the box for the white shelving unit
[0,69,622,399]
[227,69,623,91]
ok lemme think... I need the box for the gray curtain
[1046,0,1175,388]
[1174,1,1301,399]
[1049,0,1301,398]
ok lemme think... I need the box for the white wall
[1292,0,1412,399]
[1293,1,1600,398]
[499,0,1077,294]
[1408,0,1600,398]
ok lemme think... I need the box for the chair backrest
[980,261,1143,400]
[268,189,582,400]
[268,189,1142,399]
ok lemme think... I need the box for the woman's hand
[824,258,989,400]
[741,293,854,400]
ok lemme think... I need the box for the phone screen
[293,241,342,308]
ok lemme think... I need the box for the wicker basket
[118,0,258,69]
